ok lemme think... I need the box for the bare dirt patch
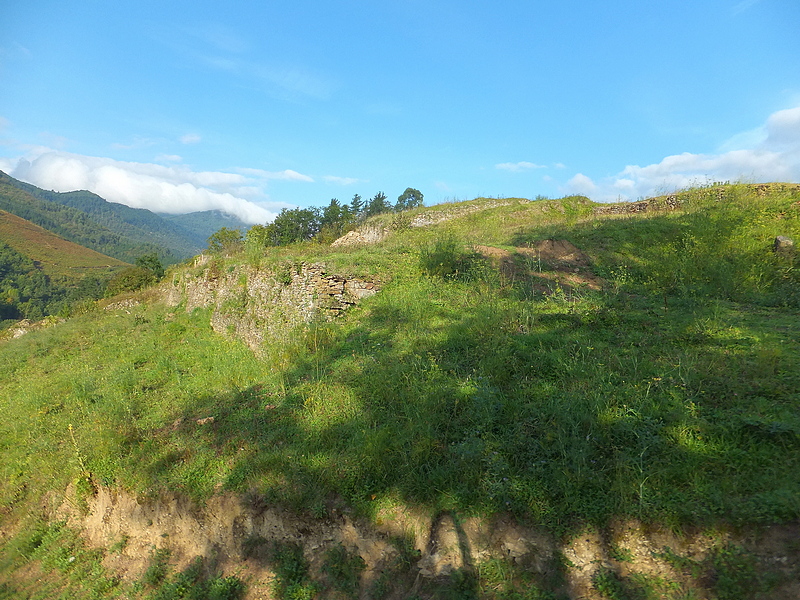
[36,486,799,599]
[475,240,604,294]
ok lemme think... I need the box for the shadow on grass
[151,275,800,538]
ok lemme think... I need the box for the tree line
[208,187,424,253]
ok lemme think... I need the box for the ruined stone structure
[164,257,380,352]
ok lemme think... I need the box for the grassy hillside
[0,210,128,276]
[0,210,129,322]
[1,183,799,598]
[0,171,204,263]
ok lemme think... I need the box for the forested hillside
[0,210,129,322]
[0,171,205,262]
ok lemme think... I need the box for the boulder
[774,236,795,253]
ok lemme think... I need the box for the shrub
[104,267,156,297]
[419,235,481,280]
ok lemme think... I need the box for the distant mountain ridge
[0,171,248,263]
[161,210,250,243]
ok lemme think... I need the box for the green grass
[1,183,799,597]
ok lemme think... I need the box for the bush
[104,267,156,297]
[419,235,481,280]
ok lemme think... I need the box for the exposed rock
[330,200,523,247]
[408,200,516,228]
[331,225,390,247]
[774,235,795,253]
[102,298,141,311]
[164,261,380,352]
[49,486,800,600]
[1,316,64,340]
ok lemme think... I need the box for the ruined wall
[164,256,380,352]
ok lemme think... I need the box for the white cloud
[156,154,183,163]
[571,105,800,202]
[235,167,314,182]
[7,150,281,224]
[765,105,800,149]
[732,0,763,15]
[180,133,202,145]
[187,24,250,54]
[323,175,360,185]
[565,173,597,196]
[111,135,159,150]
[496,161,546,172]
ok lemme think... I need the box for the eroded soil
[11,485,794,599]
[475,239,605,294]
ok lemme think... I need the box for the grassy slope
[1,183,799,598]
[0,210,128,277]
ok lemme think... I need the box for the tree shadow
[150,254,800,544]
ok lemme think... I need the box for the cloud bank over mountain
[2,151,312,224]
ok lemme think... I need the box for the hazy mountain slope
[162,209,249,244]
[0,210,128,322]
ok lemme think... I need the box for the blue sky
[1,0,799,223]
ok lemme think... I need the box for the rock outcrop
[165,257,380,352]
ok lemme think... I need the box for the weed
[419,234,482,280]
[269,542,317,600]
[109,534,129,554]
[591,569,678,600]
[143,547,172,587]
[145,556,245,600]
[322,544,365,594]
[276,261,294,285]
[608,543,635,563]
[707,544,761,600]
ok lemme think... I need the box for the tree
[207,227,244,254]
[265,207,321,246]
[395,187,424,212]
[245,224,270,249]
[349,193,364,218]
[135,253,165,279]
[321,198,344,230]
[365,191,391,217]
[318,198,354,242]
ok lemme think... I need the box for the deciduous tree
[395,187,424,211]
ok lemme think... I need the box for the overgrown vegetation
[1,183,799,597]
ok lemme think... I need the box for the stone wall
[165,257,380,352]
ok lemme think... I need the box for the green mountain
[0,171,211,263]
[1,183,799,599]
[0,209,129,321]
[161,209,248,243]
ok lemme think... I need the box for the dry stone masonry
[164,257,380,352]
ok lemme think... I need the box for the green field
[1,183,799,599]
